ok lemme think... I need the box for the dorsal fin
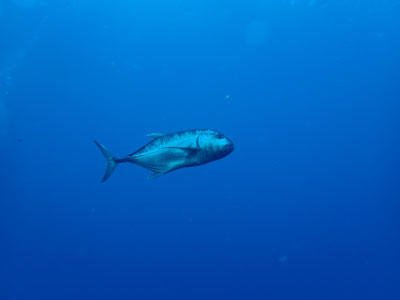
[147,133,164,139]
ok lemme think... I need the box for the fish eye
[216,134,223,139]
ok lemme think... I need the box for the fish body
[95,129,234,182]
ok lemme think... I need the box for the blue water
[1,1,400,299]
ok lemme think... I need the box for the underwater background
[1,0,400,299]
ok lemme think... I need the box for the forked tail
[94,140,119,182]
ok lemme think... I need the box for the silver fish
[94,129,234,182]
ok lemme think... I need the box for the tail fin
[94,140,119,182]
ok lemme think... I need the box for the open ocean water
[1,1,400,299]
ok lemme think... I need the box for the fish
[94,129,234,182]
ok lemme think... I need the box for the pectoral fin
[136,147,199,176]
[147,133,164,139]
[147,172,164,179]
[165,147,198,155]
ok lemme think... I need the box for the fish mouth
[223,143,234,153]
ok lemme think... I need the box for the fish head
[198,130,234,159]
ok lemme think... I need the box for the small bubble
[279,255,288,263]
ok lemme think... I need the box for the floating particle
[279,255,288,263]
